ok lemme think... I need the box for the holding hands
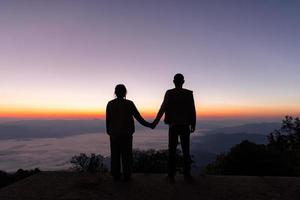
[144,120,158,129]
[149,118,160,129]
[150,121,157,129]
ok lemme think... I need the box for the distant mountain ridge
[0,120,106,139]
[192,133,268,154]
[190,132,269,169]
[203,122,280,135]
[0,119,280,140]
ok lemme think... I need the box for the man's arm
[131,102,151,128]
[106,103,110,135]
[190,92,196,133]
[152,91,168,127]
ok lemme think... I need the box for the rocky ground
[0,172,300,200]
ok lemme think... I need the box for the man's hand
[150,122,157,129]
[144,121,156,129]
[190,125,195,133]
[149,118,160,130]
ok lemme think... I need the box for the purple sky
[0,0,299,119]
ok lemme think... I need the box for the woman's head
[115,84,127,98]
[173,73,184,88]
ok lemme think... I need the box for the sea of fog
[0,129,203,172]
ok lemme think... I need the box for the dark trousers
[168,125,191,177]
[110,135,133,178]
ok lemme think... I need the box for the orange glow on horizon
[1,105,299,120]
[0,106,103,119]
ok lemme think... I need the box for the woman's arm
[131,102,151,128]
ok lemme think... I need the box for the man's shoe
[123,175,132,182]
[113,176,121,182]
[184,175,195,184]
[165,175,175,183]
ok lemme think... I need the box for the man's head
[173,73,184,88]
[115,84,127,98]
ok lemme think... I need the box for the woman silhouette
[106,84,151,181]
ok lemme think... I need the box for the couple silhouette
[106,73,196,183]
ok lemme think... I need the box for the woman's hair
[114,84,127,98]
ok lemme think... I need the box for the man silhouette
[153,73,196,183]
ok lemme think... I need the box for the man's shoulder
[167,88,193,94]
[125,99,134,104]
[166,89,174,93]
[182,88,193,94]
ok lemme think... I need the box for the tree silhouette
[206,116,300,176]
[268,116,300,175]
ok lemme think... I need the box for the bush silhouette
[132,149,186,173]
[70,153,108,173]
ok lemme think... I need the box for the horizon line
[1,105,299,120]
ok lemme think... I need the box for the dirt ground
[0,172,300,200]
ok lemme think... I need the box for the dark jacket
[106,98,148,136]
[158,88,196,127]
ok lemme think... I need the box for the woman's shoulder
[107,99,116,105]
[107,98,134,105]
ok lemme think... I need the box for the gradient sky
[0,0,299,119]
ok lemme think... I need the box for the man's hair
[115,84,127,98]
[173,73,184,86]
